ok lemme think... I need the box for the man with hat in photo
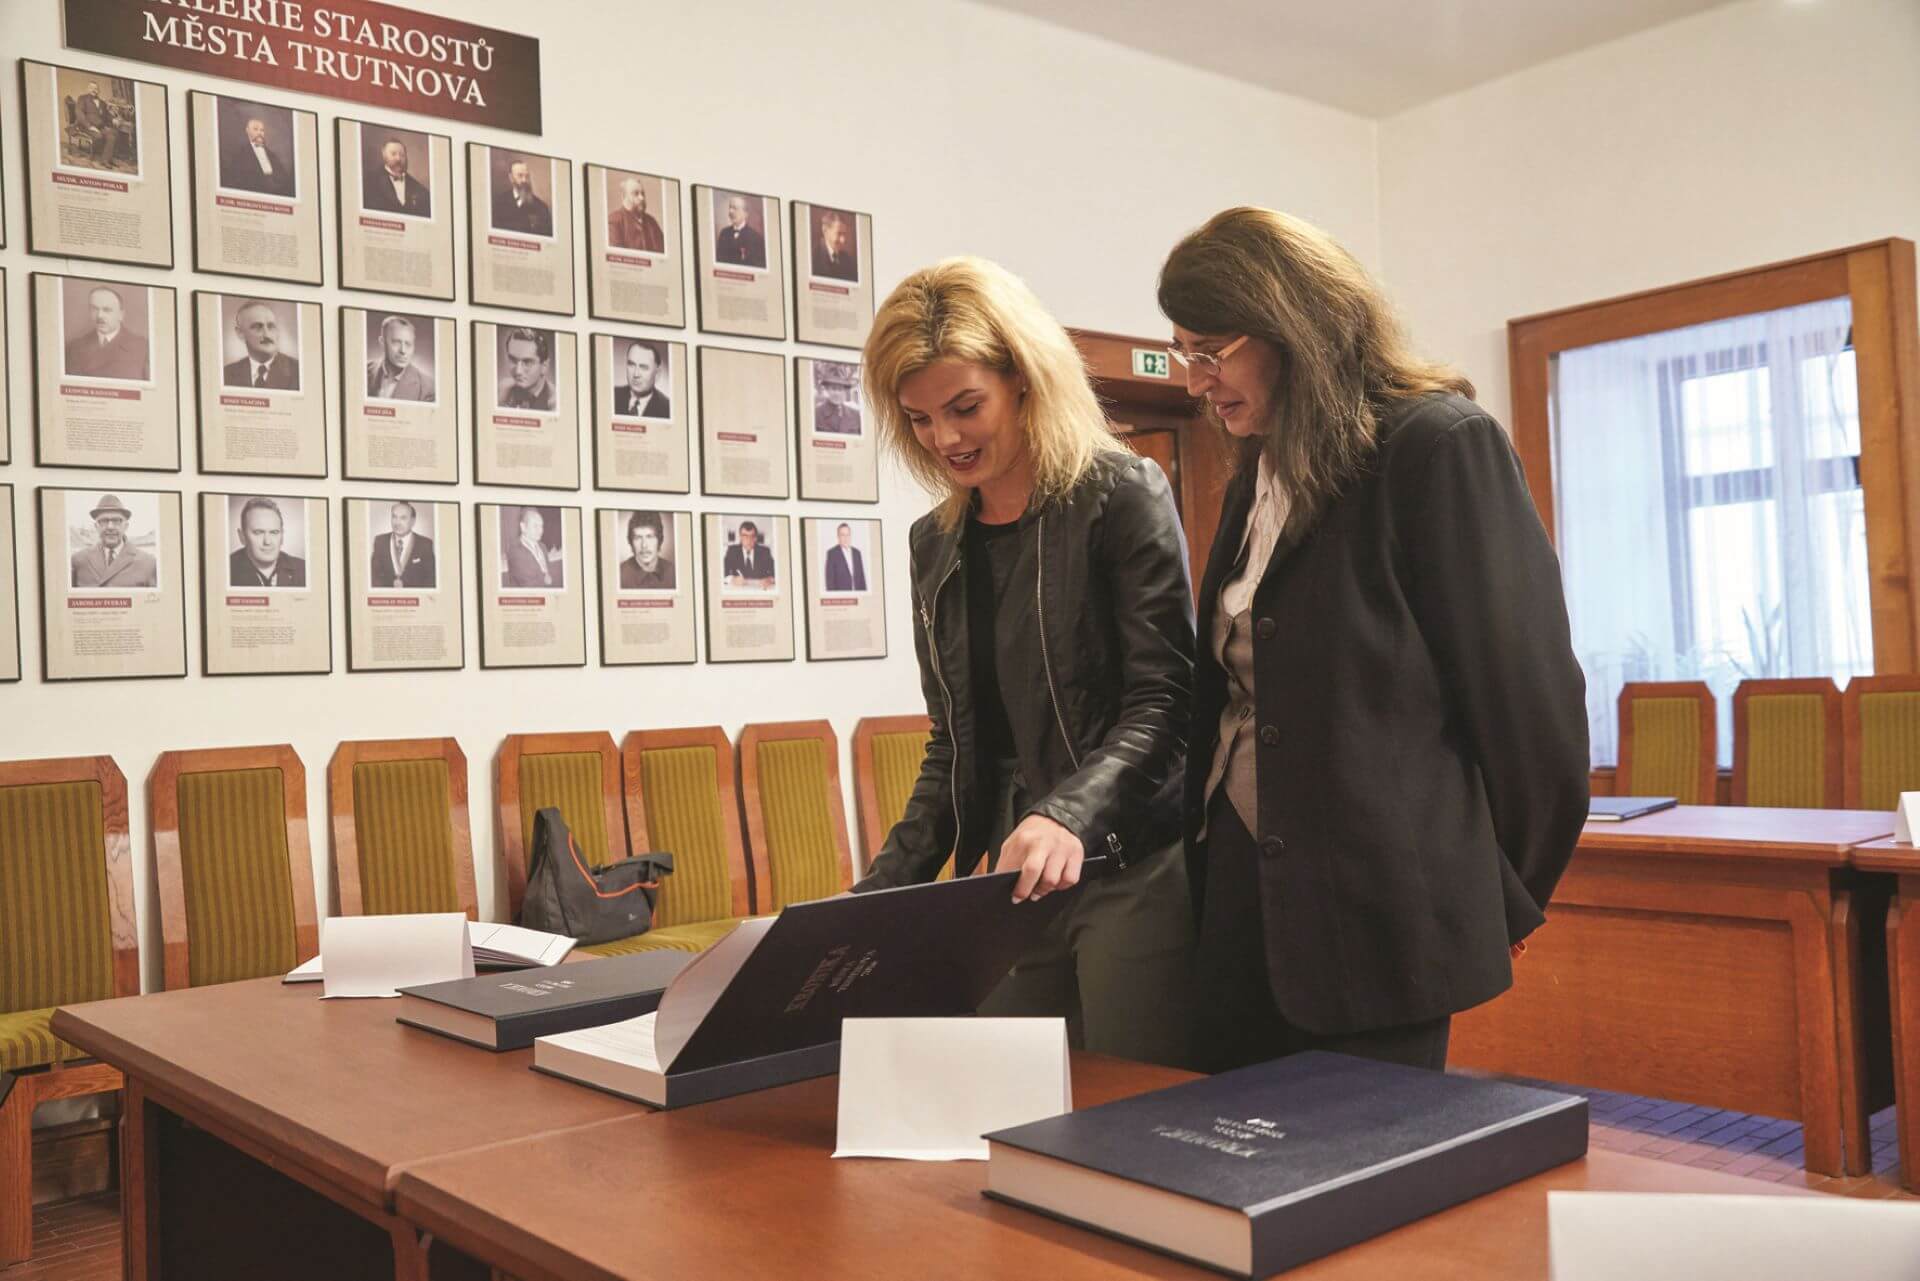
[71,495,158,589]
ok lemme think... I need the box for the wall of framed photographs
[0,0,1381,975]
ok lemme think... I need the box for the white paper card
[833,1017,1070,1161]
[1895,792,1920,843]
[318,912,473,998]
[1549,1192,1920,1280]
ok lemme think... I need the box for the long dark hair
[1158,207,1472,537]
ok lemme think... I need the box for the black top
[1185,393,1590,1035]
[964,516,1023,772]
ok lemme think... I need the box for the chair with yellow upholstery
[330,737,477,919]
[1844,675,1920,810]
[0,755,138,1265]
[1732,678,1843,808]
[495,731,628,922]
[738,720,854,910]
[852,714,957,879]
[593,726,756,956]
[151,744,320,990]
[1615,681,1718,804]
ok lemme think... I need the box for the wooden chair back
[495,732,627,921]
[1731,678,1843,808]
[850,714,933,873]
[738,720,854,909]
[150,744,317,990]
[622,727,754,921]
[1843,674,1920,810]
[1616,681,1718,804]
[330,737,476,919]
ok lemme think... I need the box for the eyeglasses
[1167,334,1249,375]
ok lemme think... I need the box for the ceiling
[972,0,1740,117]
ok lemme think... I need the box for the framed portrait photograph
[32,273,181,472]
[802,517,887,661]
[692,184,786,341]
[199,492,332,676]
[37,486,188,681]
[193,292,327,478]
[795,357,878,503]
[187,91,324,286]
[0,486,20,683]
[597,507,695,666]
[472,322,581,490]
[585,164,685,327]
[20,60,174,268]
[701,511,794,664]
[468,143,576,315]
[698,347,789,499]
[0,269,11,465]
[335,118,455,301]
[477,503,586,669]
[791,201,875,349]
[591,334,689,493]
[341,307,459,485]
[344,496,464,672]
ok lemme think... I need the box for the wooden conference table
[55,975,1812,1281]
[1847,836,1920,1190]
[1451,806,1898,1178]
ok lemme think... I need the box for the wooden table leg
[123,1079,162,1281]
[1792,891,1849,1176]
[1830,886,1873,1176]
[1890,886,1920,1192]
[0,1070,30,1266]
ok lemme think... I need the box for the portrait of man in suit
[614,340,671,420]
[811,360,862,436]
[62,282,151,383]
[228,496,307,589]
[607,175,666,253]
[713,192,767,270]
[360,130,432,217]
[722,519,777,591]
[222,299,301,392]
[619,510,675,591]
[810,207,860,283]
[217,99,296,199]
[823,522,868,593]
[502,506,565,590]
[491,153,554,237]
[69,494,159,590]
[60,73,138,174]
[365,313,436,403]
[368,500,436,590]
[497,328,558,413]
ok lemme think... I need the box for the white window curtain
[1552,297,1869,768]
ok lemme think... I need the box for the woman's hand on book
[995,815,1084,904]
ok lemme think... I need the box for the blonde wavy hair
[1158,207,1472,538]
[864,256,1125,529]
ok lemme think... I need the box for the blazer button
[1259,836,1286,858]
[1259,725,1280,747]
[1256,617,1277,640]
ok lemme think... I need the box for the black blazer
[1185,393,1588,1036]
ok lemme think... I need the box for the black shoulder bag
[518,806,675,945]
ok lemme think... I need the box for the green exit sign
[1131,348,1170,379]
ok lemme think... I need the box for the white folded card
[834,1017,1070,1161]
[313,913,473,999]
[1549,1191,1920,1280]
[1895,791,1920,844]
[286,920,573,984]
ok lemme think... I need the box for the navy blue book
[395,950,690,1051]
[984,1052,1587,1278]
[1587,796,1677,822]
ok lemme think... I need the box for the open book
[532,866,1094,1109]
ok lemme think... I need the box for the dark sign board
[63,0,542,135]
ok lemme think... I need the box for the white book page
[469,921,575,966]
[542,1012,662,1072]
[653,916,776,1068]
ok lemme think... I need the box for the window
[1551,298,1871,767]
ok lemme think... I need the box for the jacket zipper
[921,554,964,869]
[1035,513,1082,771]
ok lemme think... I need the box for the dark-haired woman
[1161,207,1590,1073]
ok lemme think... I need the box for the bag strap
[564,832,658,898]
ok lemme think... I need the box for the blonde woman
[1160,208,1589,1072]
[853,257,1196,1068]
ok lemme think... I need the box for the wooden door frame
[1508,239,1920,674]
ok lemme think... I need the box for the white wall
[0,0,1381,987]
[1378,0,1920,426]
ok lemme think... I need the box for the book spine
[494,988,669,1051]
[1248,1100,1589,1275]
[660,1040,842,1110]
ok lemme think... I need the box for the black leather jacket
[855,452,1196,890]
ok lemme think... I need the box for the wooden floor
[6,1082,1913,1277]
